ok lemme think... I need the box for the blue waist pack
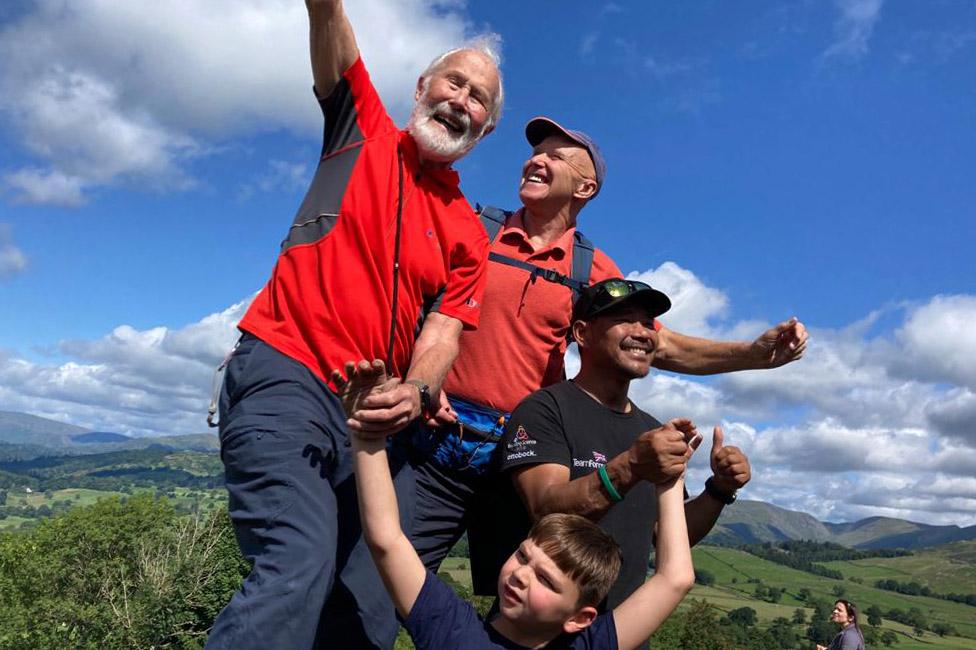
[413,395,510,476]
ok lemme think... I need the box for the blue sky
[0,1,974,527]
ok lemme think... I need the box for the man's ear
[415,75,426,101]
[563,605,598,634]
[571,320,588,348]
[573,178,597,201]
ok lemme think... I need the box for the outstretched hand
[709,426,751,494]
[751,317,808,368]
[332,359,403,440]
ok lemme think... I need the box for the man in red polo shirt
[405,117,808,595]
[205,1,501,648]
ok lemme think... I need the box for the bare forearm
[653,329,759,375]
[613,479,694,650]
[351,436,426,617]
[307,0,359,97]
[352,438,404,552]
[525,453,639,522]
[405,315,462,396]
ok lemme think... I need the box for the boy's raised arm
[346,361,427,618]
[611,473,696,650]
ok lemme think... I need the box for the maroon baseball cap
[525,116,607,196]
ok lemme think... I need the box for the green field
[820,541,976,595]
[440,547,976,648]
[0,486,226,530]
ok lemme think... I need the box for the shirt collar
[499,208,577,259]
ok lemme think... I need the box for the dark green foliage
[740,540,912,582]
[875,577,976,606]
[865,604,883,626]
[792,608,806,625]
[726,606,757,626]
[0,495,248,649]
[880,629,898,646]
[933,622,958,636]
[693,569,715,586]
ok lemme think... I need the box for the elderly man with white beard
[204,1,502,649]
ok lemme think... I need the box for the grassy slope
[820,540,976,595]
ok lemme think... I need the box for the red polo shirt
[444,210,628,413]
[239,57,488,388]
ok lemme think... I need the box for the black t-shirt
[482,381,661,608]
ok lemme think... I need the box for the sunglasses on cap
[573,277,671,323]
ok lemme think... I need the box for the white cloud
[822,0,884,62]
[0,224,27,279]
[0,0,486,204]
[0,298,249,436]
[627,262,729,336]
[891,294,976,390]
[562,261,976,526]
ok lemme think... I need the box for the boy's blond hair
[528,513,622,607]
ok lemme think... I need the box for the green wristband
[597,465,623,503]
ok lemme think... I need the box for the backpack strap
[475,204,594,298]
[569,231,594,301]
[476,203,512,244]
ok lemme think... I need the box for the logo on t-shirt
[508,425,537,450]
[573,449,607,469]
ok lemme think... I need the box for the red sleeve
[340,56,397,140]
[435,217,489,330]
[590,249,662,331]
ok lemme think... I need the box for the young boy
[343,362,696,650]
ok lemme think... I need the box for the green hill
[820,540,976,595]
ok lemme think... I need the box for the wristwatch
[404,379,432,420]
[704,477,737,505]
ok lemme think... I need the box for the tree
[677,600,734,650]
[727,607,757,627]
[694,569,715,586]
[0,495,248,648]
[792,608,806,625]
[880,629,898,647]
[932,622,957,637]
[832,584,846,598]
[866,604,883,626]
[768,617,800,650]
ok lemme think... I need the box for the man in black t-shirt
[479,278,753,607]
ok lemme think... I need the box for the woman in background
[816,600,866,650]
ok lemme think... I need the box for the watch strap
[705,476,737,505]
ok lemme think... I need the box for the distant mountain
[0,410,217,456]
[0,411,89,447]
[706,500,976,550]
[72,432,130,444]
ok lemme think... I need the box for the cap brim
[526,117,578,148]
[589,288,671,321]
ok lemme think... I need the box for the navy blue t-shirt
[403,571,618,650]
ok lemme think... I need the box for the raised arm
[612,474,695,650]
[350,407,427,618]
[306,0,360,97]
[653,317,808,375]
[511,419,698,522]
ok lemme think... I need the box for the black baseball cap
[525,116,606,195]
[572,278,671,324]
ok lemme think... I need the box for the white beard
[406,98,482,163]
